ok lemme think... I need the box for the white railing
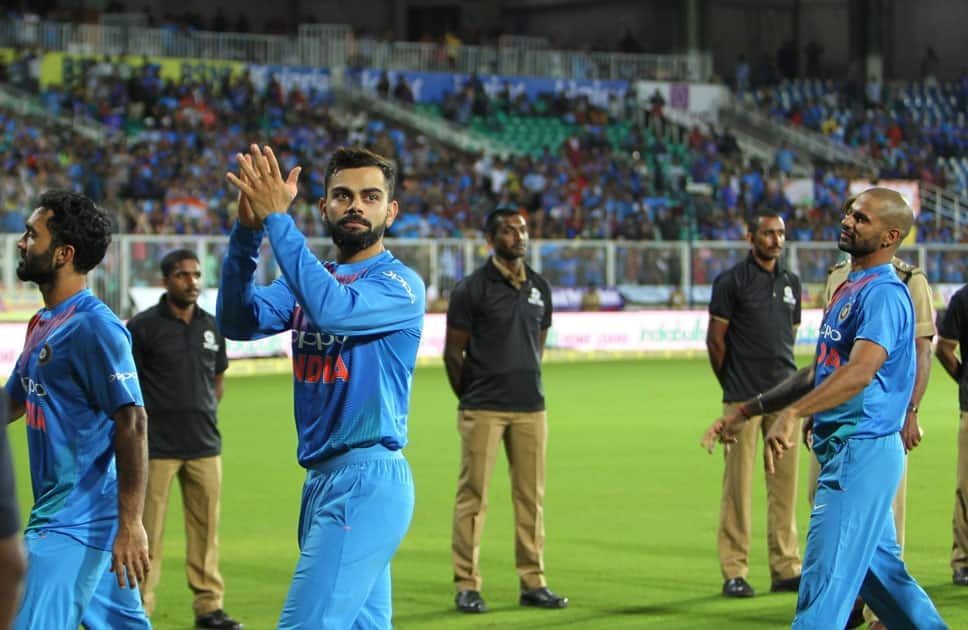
[0,18,711,82]
[720,100,878,172]
[921,180,968,231]
[2,234,965,316]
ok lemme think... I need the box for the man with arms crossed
[445,206,567,613]
[126,249,241,629]
[4,190,150,629]
[219,145,424,628]
[702,187,945,628]
[935,280,968,588]
[706,211,802,598]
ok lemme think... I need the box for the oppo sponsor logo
[819,324,842,342]
[294,331,347,352]
[109,372,138,383]
[20,377,47,396]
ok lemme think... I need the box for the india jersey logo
[37,344,52,365]
[837,302,852,322]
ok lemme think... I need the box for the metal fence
[1,18,711,82]
[3,234,965,316]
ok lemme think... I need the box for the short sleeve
[4,357,24,405]
[939,289,965,342]
[0,406,19,538]
[73,316,144,415]
[216,329,229,375]
[708,270,736,322]
[906,273,937,338]
[541,281,553,330]
[856,283,911,355]
[447,280,474,331]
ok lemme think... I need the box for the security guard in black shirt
[444,206,567,614]
[126,249,242,630]
[706,211,803,599]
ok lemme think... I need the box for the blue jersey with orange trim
[216,214,425,467]
[3,289,143,550]
[811,263,915,460]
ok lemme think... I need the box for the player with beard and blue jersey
[702,188,946,629]
[218,145,424,629]
[3,190,150,629]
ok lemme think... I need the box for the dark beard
[330,217,386,256]
[16,246,57,285]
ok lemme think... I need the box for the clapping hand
[226,144,301,223]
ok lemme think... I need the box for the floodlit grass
[9,358,966,628]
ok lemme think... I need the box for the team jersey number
[24,400,47,431]
[816,342,842,370]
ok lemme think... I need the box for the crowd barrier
[0,309,830,379]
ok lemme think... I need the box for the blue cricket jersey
[217,214,426,467]
[811,263,915,461]
[3,289,143,551]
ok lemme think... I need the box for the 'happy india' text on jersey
[3,289,143,550]
[811,263,915,461]
[217,213,425,467]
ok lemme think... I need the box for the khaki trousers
[952,411,968,571]
[452,409,548,592]
[719,405,801,581]
[141,456,225,617]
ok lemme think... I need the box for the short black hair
[746,210,782,235]
[484,205,522,238]
[324,146,396,200]
[37,189,113,274]
[160,248,199,277]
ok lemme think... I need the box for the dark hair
[324,146,396,200]
[37,189,113,274]
[746,210,782,235]
[484,205,522,238]
[160,248,199,277]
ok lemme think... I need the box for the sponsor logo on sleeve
[109,371,139,383]
[528,287,545,308]
[383,271,416,304]
[202,330,220,352]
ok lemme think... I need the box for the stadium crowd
[0,48,966,287]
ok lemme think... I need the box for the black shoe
[770,574,801,593]
[520,587,568,609]
[722,577,755,598]
[195,609,243,630]
[455,590,488,613]
[953,567,968,586]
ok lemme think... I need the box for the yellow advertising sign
[40,52,243,88]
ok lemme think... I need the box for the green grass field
[10,358,968,629]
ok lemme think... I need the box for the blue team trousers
[278,445,415,630]
[81,566,152,629]
[793,433,946,629]
[15,529,149,630]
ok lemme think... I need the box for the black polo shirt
[126,295,228,459]
[939,284,968,411]
[709,252,801,402]
[447,259,553,412]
